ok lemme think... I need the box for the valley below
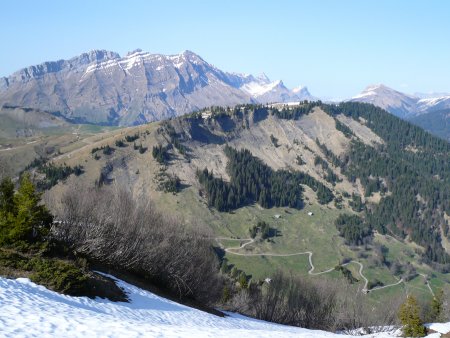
[1,100,449,336]
[3,102,447,303]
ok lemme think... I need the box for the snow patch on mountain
[414,91,450,99]
[83,50,209,76]
[241,79,283,97]
[352,84,384,99]
[0,275,335,338]
[1,275,448,337]
[0,48,315,125]
[292,85,307,94]
[416,96,450,112]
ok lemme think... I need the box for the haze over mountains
[0,49,448,139]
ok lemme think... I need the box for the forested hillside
[188,102,450,267]
[322,102,450,265]
[197,146,333,211]
[409,109,450,142]
[9,99,448,312]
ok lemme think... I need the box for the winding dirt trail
[419,273,435,296]
[0,139,38,152]
[216,237,409,294]
[369,277,404,292]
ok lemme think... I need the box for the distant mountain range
[350,84,450,140]
[0,49,448,140]
[0,49,313,126]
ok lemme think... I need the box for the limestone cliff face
[0,50,253,125]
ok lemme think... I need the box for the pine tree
[7,174,53,244]
[398,295,426,337]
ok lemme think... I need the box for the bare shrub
[229,271,339,330]
[226,271,404,333]
[47,182,413,329]
[443,289,450,321]
[51,183,222,303]
[335,283,404,334]
[226,288,253,314]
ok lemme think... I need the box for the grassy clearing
[159,188,348,267]
[153,184,447,305]
[0,119,123,177]
[367,281,406,303]
[224,254,312,281]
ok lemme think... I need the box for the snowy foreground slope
[0,276,448,338]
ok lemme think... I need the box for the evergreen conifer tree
[398,295,426,337]
[1,174,53,245]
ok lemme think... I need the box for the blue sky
[1,0,449,98]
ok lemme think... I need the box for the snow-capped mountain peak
[0,49,318,125]
[292,85,306,93]
[180,49,206,64]
[292,85,312,98]
[351,83,450,118]
[237,74,315,103]
[350,84,418,118]
[0,49,254,125]
[351,84,407,100]
[240,79,285,98]
[256,72,271,83]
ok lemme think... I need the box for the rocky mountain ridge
[0,49,313,126]
[2,50,449,140]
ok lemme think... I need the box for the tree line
[182,101,449,264]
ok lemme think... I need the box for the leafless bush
[226,288,253,314]
[227,271,404,333]
[51,183,222,303]
[228,271,339,330]
[46,182,415,329]
[335,284,404,334]
[443,289,450,321]
[419,288,450,323]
